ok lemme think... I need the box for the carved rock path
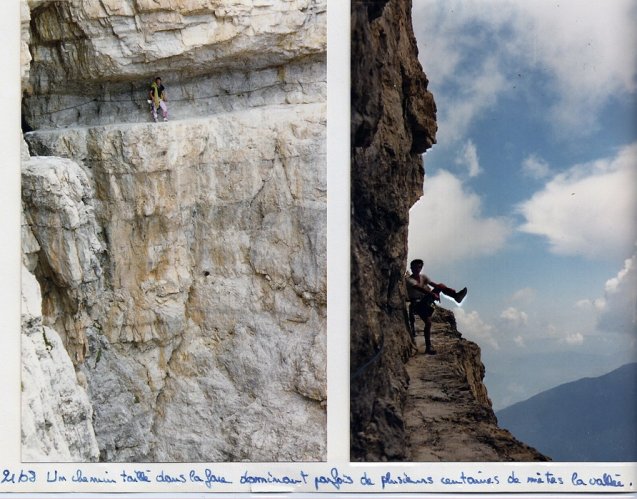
[404,309,549,462]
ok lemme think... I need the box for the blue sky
[409,0,637,410]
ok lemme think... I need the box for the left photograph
[20,0,326,462]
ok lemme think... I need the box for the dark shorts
[412,297,435,319]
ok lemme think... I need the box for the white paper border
[2,0,636,495]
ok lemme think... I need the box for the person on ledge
[149,76,168,122]
[405,258,467,355]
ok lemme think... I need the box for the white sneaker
[163,117,168,122]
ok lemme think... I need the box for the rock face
[350,0,437,461]
[23,0,325,129]
[405,308,548,461]
[350,0,546,462]
[22,0,326,462]
[21,215,100,462]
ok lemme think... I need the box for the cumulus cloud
[522,155,551,179]
[441,57,508,144]
[500,307,528,327]
[517,0,637,131]
[412,0,637,141]
[605,254,636,294]
[517,144,637,260]
[455,139,482,177]
[576,298,606,312]
[511,287,536,304]
[453,307,499,350]
[538,322,586,346]
[408,170,511,268]
[597,253,637,333]
[562,332,585,346]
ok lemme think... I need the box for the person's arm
[408,276,440,301]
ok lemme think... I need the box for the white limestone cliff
[21,0,326,462]
[21,206,100,462]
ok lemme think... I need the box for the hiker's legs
[151,103,158,121]
[159,100,168,119]
[423,316,436,354]
[408,302,416,340]
[433,283,467,303]
[414,300,436,354]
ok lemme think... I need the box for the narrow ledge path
[403,308,550,462]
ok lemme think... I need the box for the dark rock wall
[350,0,437,461]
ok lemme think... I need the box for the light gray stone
[22,321,100,462]
[22,0,326,463]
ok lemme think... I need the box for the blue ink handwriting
[360,472,375,486]
[240,470,308,486]
[120,470,151,483]
[313,467,354,491]
[186,469,232,489]
[155,471,186,484]
[47,470,67,483]
[380,471,434,489]
[441,471,500,486]
[1,469,36,484]
[72,469,116,484]
[508,471,521,484]
[572,472,624,488]
[526,471,563,485]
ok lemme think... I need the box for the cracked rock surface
[21,0,326,462]
[350,0,548,462]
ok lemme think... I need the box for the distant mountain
[496,363,637,461]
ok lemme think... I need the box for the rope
[350,329,385,381]
[28,97,99,116]
[26,81,297,118]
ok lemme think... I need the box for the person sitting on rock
[149,76,168,122]
[405,258,467,355]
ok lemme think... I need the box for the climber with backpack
[148,76,168,122]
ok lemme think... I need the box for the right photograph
[350,0,637,462]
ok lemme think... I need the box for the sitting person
[149,76,168,122]
[405,258,467,355]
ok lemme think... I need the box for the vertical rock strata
[21,204,100,462]
[22,0,326,462]
[350,0,436,461]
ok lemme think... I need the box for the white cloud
[597,253,637,333]
[408,170,511,268]
[500,307,528,327]
[517,144,637,260]
[522,155,551,180]
[413,0,637,141]
[605,254,636,294]
[576,298,606,312]
[453,307,499,350]
[455,139,482,177]
[516,0,637,131]
[513,335,526,348]
[511,287,536,304]
[535,320,587,346]
[562,332,585,346]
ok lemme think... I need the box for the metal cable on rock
[27,81,291,118]
[350,329,385,381]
